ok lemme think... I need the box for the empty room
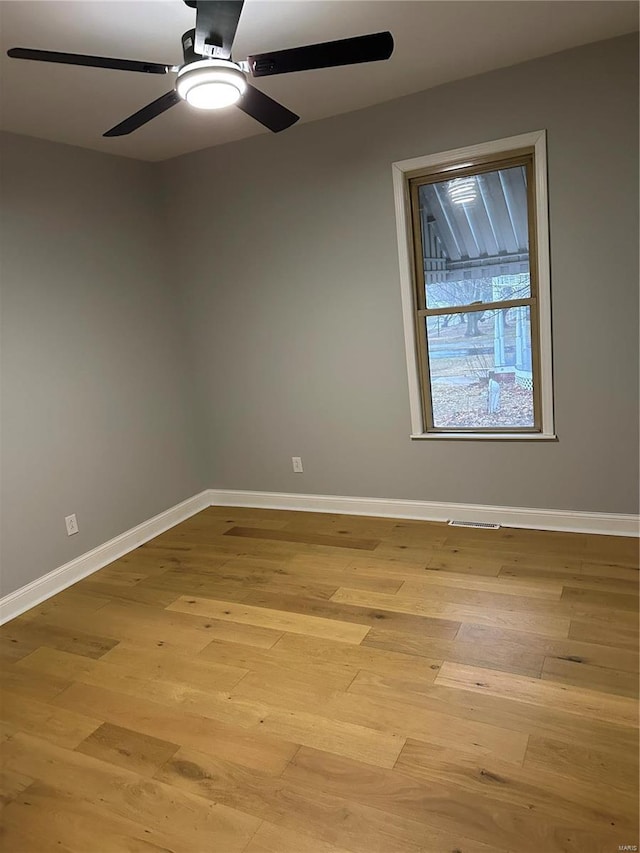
[0,1,638,851]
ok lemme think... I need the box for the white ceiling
[0,0,637,162]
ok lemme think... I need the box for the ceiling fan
[7,0,394,137]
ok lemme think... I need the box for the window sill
[410,432,558,441]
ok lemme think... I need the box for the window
[393,131,555,439]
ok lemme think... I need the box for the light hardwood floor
[1,507,638,853]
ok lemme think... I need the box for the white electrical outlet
[292,456,303,473]
[65,513,79,536]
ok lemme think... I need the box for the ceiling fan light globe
[176,59,246,110]
[186,81,242,109]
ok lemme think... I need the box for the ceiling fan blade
[194,0,245,59]
[247,31,394,77]
[237,84,299,133]
[7,47,171,74]
[103,90,181,137]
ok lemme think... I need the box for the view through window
[408,154,542,433]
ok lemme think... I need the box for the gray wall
[0,133,207,596]
[161,33,639,516]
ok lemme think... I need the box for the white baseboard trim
[208,489,640,538]
[3,486,637,625]
[0,491,211,626]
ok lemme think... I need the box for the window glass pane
[426,306,535,429]
[418,165,531,309]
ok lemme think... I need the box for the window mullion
[418,297,534,319]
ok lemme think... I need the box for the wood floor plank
[0,798,78,853]
[283,513,413,538]
[105,549,189,574]
[141,537,303,563]
[89,565,151,587]
[541,655,639,698]
[561,585,639,612]
[98,643,251,692]
[455,622,640,673]
[0,635,36,663]
[192,506,294,527]
[0,767,33,807]
[345,668,443,700]
[78,579,184,608]
[220,553,307,572]
[499,564,640,593]
[566,604,638,629]
[434,661,638,727]
[244,576,340,602]
[345,555,432,578]
[76,722,180,776]
[427,546,519,576]
[524,734,638,796]
[569,618,639,650]
[225,526,380,551]
[393,580,565,612]
[19,590,111,620]
[401,570,564,599]
[167,596,371,643]
[0,618,119,661]
[243,821,356,853]
[167,616,284,649]
[436,545,582,571]
[330,587,571,637]
[230,663,358,702]
[369,542,440,565]
[114,553,226,581]
[579,561,640,580]
[582,537,639,567]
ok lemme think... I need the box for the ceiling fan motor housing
[181,29,198,64]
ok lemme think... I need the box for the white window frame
[392,130,555,440]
